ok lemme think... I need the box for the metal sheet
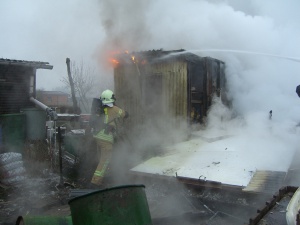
[131,139,253,186]
[131,133,294,188]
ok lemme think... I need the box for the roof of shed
[116,49,224,65]
[0,58,53,70]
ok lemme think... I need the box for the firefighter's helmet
[100,89,115,104]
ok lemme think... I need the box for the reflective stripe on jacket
[94,105,126,143]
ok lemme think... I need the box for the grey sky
[0,0,104,90]
[1,0,299,107]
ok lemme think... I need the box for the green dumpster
[16,215,72,225]
[21,108,46,141]
[68,185,152,225]
[0,113,25,153]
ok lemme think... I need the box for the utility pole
[66,58,79,113]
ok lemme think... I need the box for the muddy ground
[0,158,272,225]
[2,139,296,225]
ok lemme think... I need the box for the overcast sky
[0,0,105,90]
[1,0,299,88]
[1,0,300,119]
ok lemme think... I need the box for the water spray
[188,49,300,63]
[166,49,300,64]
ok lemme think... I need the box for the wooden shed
[0,59,53,153]
[0,58,53,115]
[113,49,226,134]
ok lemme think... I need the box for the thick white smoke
[1,0,299,220]
[2,0,299,181]
[97,1,300,125]
[97,0,300,181]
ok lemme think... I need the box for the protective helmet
[100,89,115,104]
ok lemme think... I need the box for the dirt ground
[0,170,71,224]
[0,140,287,225]
[0,163,272,225]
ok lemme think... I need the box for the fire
[109,58,119,67]
[131,56,136,63]
[106,50,147,67]
[131,55,147,65]
[107,50,122,67]
[107,50,132,67]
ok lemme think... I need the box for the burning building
[113,49,226,135]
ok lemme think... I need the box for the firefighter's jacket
[94,105,126,143]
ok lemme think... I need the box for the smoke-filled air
[1,0,299,185]
[1,0,300,223]
[96,0,300,174]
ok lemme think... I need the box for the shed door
[188,62,205,123]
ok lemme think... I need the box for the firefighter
[90,89,128,187]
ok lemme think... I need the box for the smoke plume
[97,0,300,188]
[97,0,300,133]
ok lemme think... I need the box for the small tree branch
[61,59,97,113]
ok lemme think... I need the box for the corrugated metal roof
[0,58,53,70]
[115,49,224,65]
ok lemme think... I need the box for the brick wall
[38,91,70,107]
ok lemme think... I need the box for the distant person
[90,89,128,188]
[296,85,300,98]
[296,85,300,127]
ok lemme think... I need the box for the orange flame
[131,56,136,63]
[107,50,133,67]
[109,58,119,67]
[107,50,122,68]
[107,50,146,68]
